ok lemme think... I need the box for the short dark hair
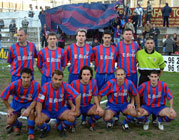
[146,37,154,42]
[103,29,112,37]
[19,28,28,35]
[47,32,57,39]
[123,28,133,34]
[76,28,87,36]
[79,66,93,80]
[52,69,64,77]
[20,68,33,76]
[149,70,160,76]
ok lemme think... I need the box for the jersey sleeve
[129,80,138,96]
[0,82,15,100]
[36,87,46,103]
[91,47,96,61]
[66,84,80,100]
[159,55,165,69]
[7,46,14,64]
[163,83,173,100]
[34,45,38,58]
[92,80,98,96]
[33,83,42,101]
[66,46,70,62]
[99,81,112,97]
[61,49,66,67]
[37,51,43,69]
[138,83,145,97]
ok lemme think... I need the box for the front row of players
[0,67,177,140]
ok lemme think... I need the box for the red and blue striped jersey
[66,43,92,74]
[117,41,139,76]
[7,42,38,77]
[37,47,66,77]
[37,81,80,112]
[71,79,98,107]
[138,81,173,108]
[92,45,118,74]
[99,78,137,104]
[1,79,41,103]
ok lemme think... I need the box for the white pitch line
[0,100,108,120]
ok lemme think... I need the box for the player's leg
[27,109,35,140]
[104,109,115,129]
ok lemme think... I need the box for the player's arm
[22,101,36,117]
[68,99,75,112]
[94,96,104,116]
[2,100,15,116]
[74,94,81,116]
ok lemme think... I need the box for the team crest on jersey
[88,90,92,96]
[60,94,64,98]
[132,50,135,53]
[58,55,61,58]
[29,52,32,56]
[114,92,118,97]
[158,91,161,97]
[86,51,89,55]
[153,58,156,62]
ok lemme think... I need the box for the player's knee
[104,114,112,121]
[7,117,16,125]
[66,115,75,123]
[170,111,177,119]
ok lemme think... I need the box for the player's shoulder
[31,80,41,86]
[107,78,116,84]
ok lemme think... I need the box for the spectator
[41,24,48,48]
[172,33,178,53]
[138,34,146,49]
[58,31,66,49]
[28,7,35,27]
[143,20,152,38]
[9,20,17,41]
[164,36,175,55]
[113,25,122,45]
[132,12,138,35]
[162,3,172,27]
[38,8,45,28]
[92,38,100,48]
[123,4,131,22]
[0,19,4,31]
[135,4,144,27]
[125,19,135,34]
[122,11,128,23]
[146,1,153,23]
[149,24,160,52]
[21,17,29,33]
[162,34,169,54]
[0,31,2,49]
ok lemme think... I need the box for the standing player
[117,28,140,87]
[92,30,118,90]
[37,32,66,86]
[138,71,177,130]
[98,68,141,130]
[0,68,41,140]
[70,66,104,131]
[66,28,93,84]
[35,70,81,138]
[7,28,38,82]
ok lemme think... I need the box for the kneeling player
[138,71,177,130]
[0,68,41,140]
[98,68,140,131]
[35,70,81,138]
[69,66,104,131]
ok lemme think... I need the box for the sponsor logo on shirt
[47,58,61,62]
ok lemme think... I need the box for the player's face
[123,31,133,42]
[21,73,32,88]
[47,35,57,48]
[102,34,112,46]
[115,69,126,82]
[81,70,91,84]
[17,30,28,44]
[145,40,155,51]
[76,31,86,44]
[52,74,63,89]
[149,74,159,85]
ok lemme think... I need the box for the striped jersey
[37,81,79,112]
[71,79,98,107]
[7,42,38,76]
[37,47,66,77]
[92,44,118,74]
[1,79,41,103]
[117,41,139,76]
[66,43,92,74]
[99,78,137,104]
[138,81,173,108]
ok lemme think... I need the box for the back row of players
[0,28,177,140]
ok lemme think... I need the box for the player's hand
[96,106,104,116]
[128,104,135,109]
[136,107,144,117]
[169,108,175,115]
[74,109,80,117]
[7,108,15,117]
[22,108,31,117]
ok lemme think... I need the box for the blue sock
[13,120,22,128]
[106,119,113,124]
[64,120,74,128]
[137,116,149,122]
[81,114,87,122]
[38,123,48,130]
[158,116,172,122]
[123,115,134,124]
[27,119,35,135]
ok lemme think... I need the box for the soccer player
[35,70,81,138]
[66,28,93,84]
[0,68,41,140]
[37,32,66,86]
[70,66,104,131]
[137,37,165,85]
[92,30,118,90]
[98,68,140,130]
[117,28,140,87]
[138,71,177,130]
[7,28,38,82]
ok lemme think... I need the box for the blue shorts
[41,74,51,86]
[141,105,166,116]
[68,73,79,84]
[11,100,31,116]
[95,73,115,90]
[126,73,138,88]
[11,74,34,82]
[80,104,94,115]
[42,106,69,119]
[106,102,129,115]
